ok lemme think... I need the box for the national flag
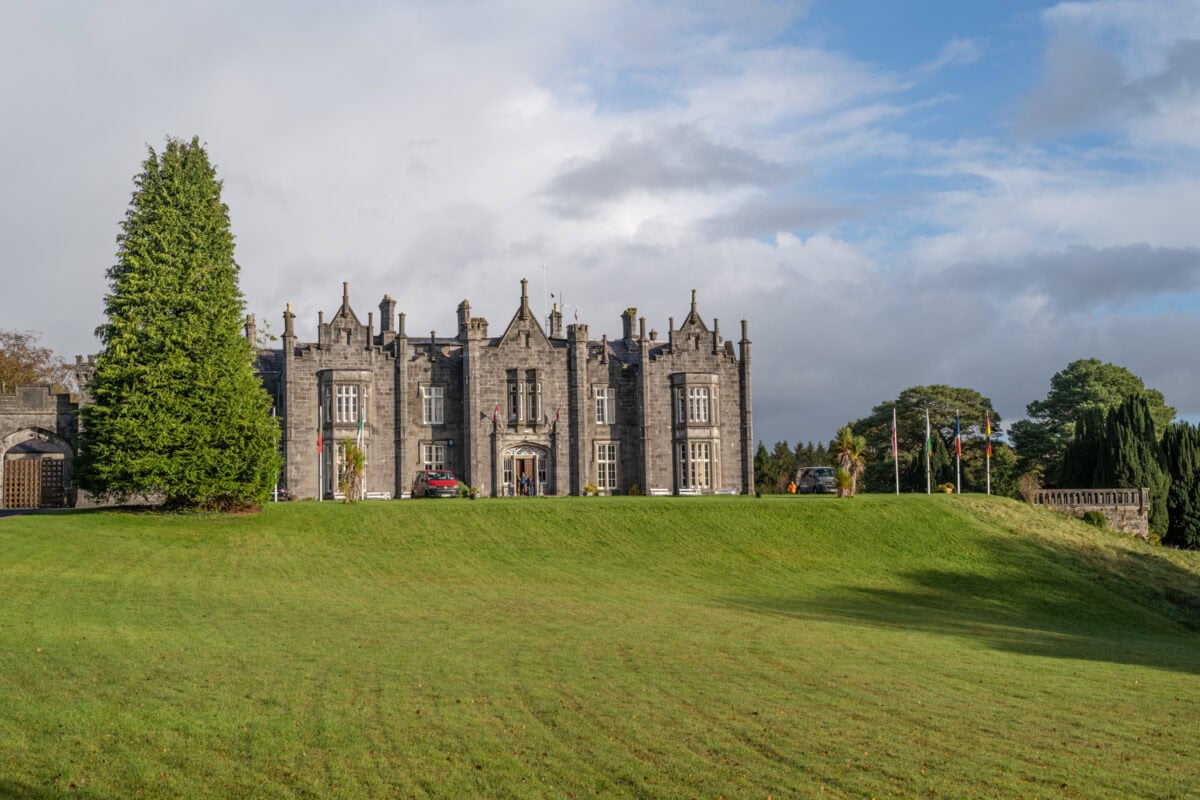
[955,413,962,458]
[890,407,898,458]
[317,402,324,454]
[493,403,499,424]
[925,409,932,458]
[985,414,993,459]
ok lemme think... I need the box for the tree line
[754,360,1200,548]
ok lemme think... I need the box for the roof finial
[691,288,697,314]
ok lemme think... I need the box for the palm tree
[833,425,867,496]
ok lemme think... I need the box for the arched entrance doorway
[502,444,549,497]
[0,428,74,509]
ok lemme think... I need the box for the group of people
[517,474,537,496]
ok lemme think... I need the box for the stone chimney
[379,295,396,333]
[622,307,637,342]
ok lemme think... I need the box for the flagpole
[985,413,992,496]
[892,406,899,495]
[955,410,961,495]
[272,405,278,502]
[925,407,931,495]
[357,386,366,501]
[317,399,323,503]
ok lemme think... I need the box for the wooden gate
[2,456,65,509]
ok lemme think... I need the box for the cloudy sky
[3,0,1199,446]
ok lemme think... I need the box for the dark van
[796,466,836,494]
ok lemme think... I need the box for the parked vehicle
[796,466,836,494]
[412,470,460,498]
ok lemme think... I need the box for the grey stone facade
[0,383,79,508]
[264,280,755,499]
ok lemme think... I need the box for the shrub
[584,483,598,497]
[628,483,642,496]
[1017,471,1041,504]
[1081,510,1107,529]
[939,482,955,494]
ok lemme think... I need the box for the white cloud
[3,1,1200,449]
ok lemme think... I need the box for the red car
[412,470,460,498]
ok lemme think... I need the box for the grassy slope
[1,495,1198,799]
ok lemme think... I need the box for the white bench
[648,487,671,496]
[715,487,738,495]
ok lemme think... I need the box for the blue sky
[2,0,1198,446]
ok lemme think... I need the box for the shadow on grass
[727,530,1200,675]
[0,780,110,799]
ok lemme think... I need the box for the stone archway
[0,428,75,509]
[501,443,550,497]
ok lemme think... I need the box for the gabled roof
[496,278,551,349]
[677,289,709,335]
[333,281,362,326]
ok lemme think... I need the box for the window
[596,442,617,490]
[595,387,615,424]
[679,441,711,490]
[336,385,359,423]
[509,381,520,421]
[688,387,709,423]
[526,371,541,422]
[422,443,446,471]
[422,386,444,425]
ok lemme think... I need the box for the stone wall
[1034,487,1150,539]
[0,385,78,508]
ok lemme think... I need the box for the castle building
[259,280,754,499]
[0,279,754,508]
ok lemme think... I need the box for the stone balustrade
[1034,487,1150,539]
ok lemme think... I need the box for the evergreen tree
[1059,407,1105,488]
[76,137,280,509]
[771,440,795,492]
[1012,358,1174,485]
[931,434,953,486]
[1095,396,1168,537]
[753,442,777,494]
[1161,423,1200,548]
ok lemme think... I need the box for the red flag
[985,415,992,459]
[493,404,499,424]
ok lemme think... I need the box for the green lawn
[1,495,1198,799]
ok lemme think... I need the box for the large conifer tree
[1095,396,1169,537]
[76,137,280,509]
[1162,423,1200,548]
